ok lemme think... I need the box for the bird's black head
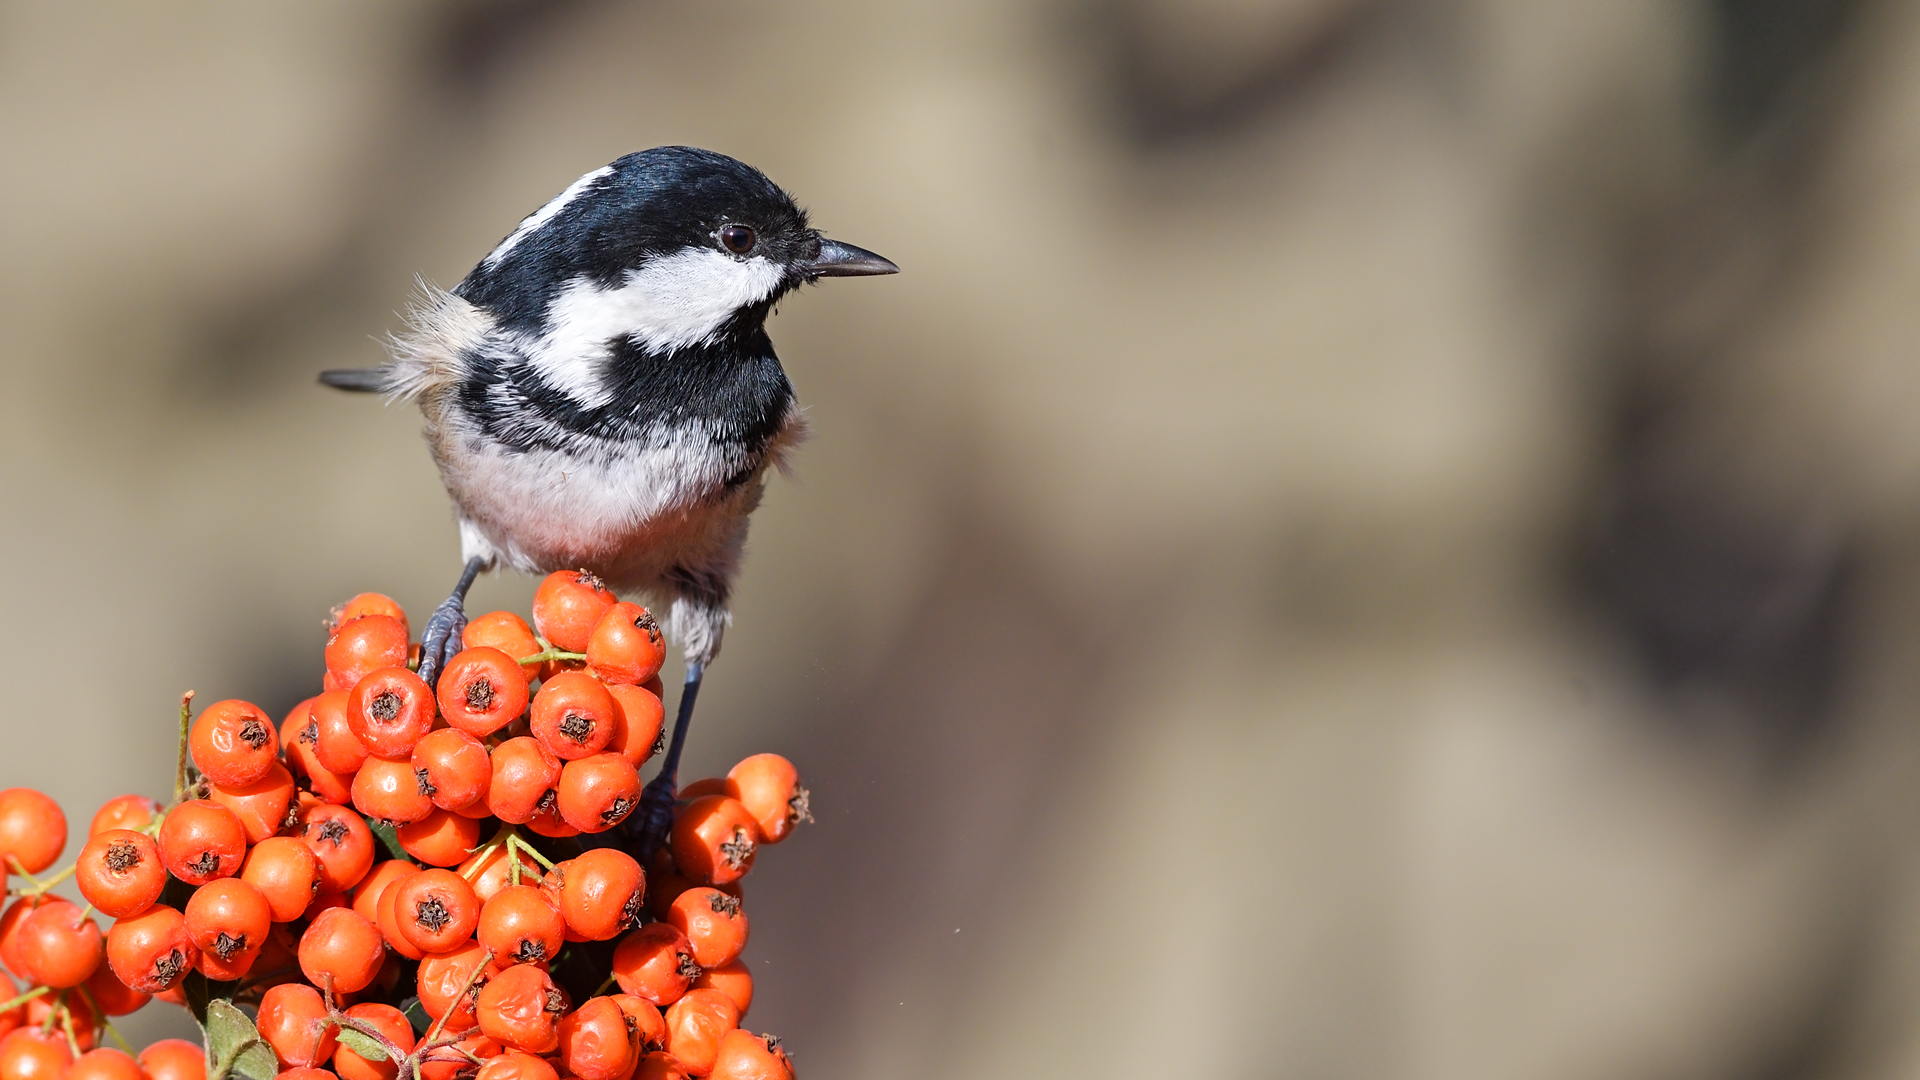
[455,146,896,344]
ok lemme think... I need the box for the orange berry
[725,755,809,845]
[0,1029,74,1080]
[667,888,748,969]
[0,899,38,980]
[373,878,425,963]
[207,762,298,845]
[462,612,543,681]
[691,960,753,1018]
[0,789,66,876]
[412,729,492,812]
[473,1054,556,1080]
[88,795,161,839]
[709,1030,791,1080]
[643,850,740,924]
[531,571,617,653]
[15,900,103,987]
[83,960,150,1016]
[258,983,338,1070]
[415,939,496,1031]
[631,1052,693,1080]
[68,1048,144,1080]
[390,869,481,955]
[436,649,531,739]
[303,892,349,922]
[325,615,409,691]
[476,963,567,1054]
[585,602,666,686]
[555,755,641,834]
[298,908,384,995]
[156,801,246,886]
[279,1069,339,1080]
[477,886,564,966]
[676,778,732,801]
[347,668,435,759]
[300,805,376,895]
[420,1035,498,1080]
[350,756,434,826]
[550,848,645,941]
[105,904,193,994]
[283,700,355,807]
[611,924,696,1008]
[332,1003,414,1080]
[184,879,271,969]
[611,994,668,1053]
[396,810,483,868]
[486,739,560,825]
[308,691,369,776]
[137,1040,204,1080]
[75,830,167,919]
[604,685,665,767]
[348,862,415,925]
[335,594,408,640]
[529,673,618,761]
[522,801,579,841]
[189,699,279,788]
[557,996,638,1080]
[663,989,739,1076]
[669,797,758,886]
[241,837,323,923]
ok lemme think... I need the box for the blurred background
[5,0,1920,1075]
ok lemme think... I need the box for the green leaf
[400,996,431,1037]
[204,1000,259,1062]
[369,820,414,863]
[337,1027,396,1063]
[203,999,279,1080]
[230,1042,280,1080]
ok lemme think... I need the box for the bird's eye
[719,225,756,255]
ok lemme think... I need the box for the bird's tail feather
[318,367,388,392]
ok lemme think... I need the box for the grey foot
[416,595,467,689]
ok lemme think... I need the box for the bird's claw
[416,595,468,689]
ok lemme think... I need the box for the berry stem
[0,984,51,1012]
[174,690,196,805]
[505,833,558,872]
[75,984,134,1054]
[517,646,587,666]
[59,1003,81,1058]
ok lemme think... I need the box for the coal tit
[322,146,895,842]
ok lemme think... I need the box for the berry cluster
[0,573,809,1080]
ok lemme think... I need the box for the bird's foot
[417,556,487,688]
[633,772,678,862]
[416,594,468,689]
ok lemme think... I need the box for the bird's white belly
[440,424,759,593]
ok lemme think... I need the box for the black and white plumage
[322,147,894,848]
[326,146,894,670]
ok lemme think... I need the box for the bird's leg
[633,660,704,861]
[417,556,486,689]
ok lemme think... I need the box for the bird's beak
[806,238,899,277]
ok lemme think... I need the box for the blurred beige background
[7,0,1920,1076]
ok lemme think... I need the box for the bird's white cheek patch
[617,248,788,352]
[527,250,787,407]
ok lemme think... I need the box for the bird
[320,145,896,850]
